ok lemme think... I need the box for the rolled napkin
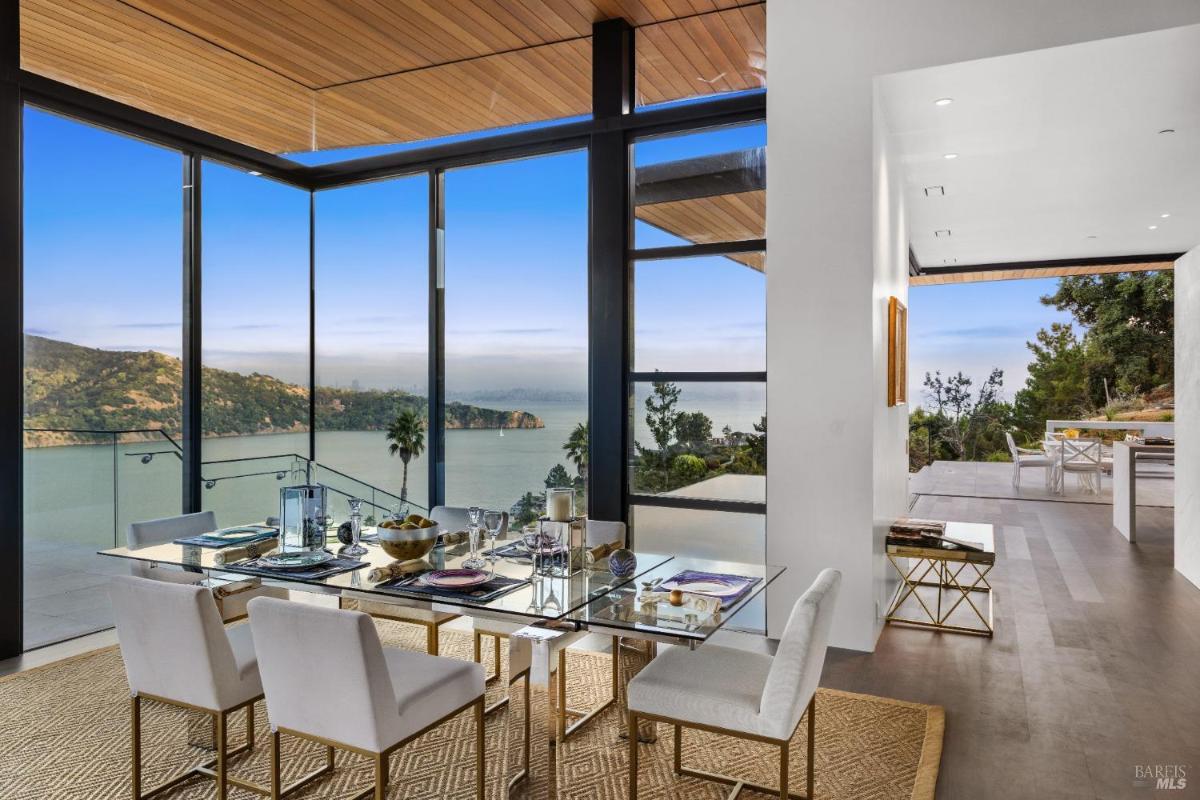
[587,540,624,561]
[212,537,278,566]
[440,530,469,545]
[367,561,426,583]
[212,578,261,600]
[639,590,723,616]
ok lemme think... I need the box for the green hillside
[23,335,542,446]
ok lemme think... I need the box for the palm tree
[385,409,425,503]
[563,422,588,481]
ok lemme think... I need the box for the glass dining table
[99,529,783,799]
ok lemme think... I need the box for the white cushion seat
[627,644,773,736]
[382,649,486,742]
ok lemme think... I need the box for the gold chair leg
[673,724,682,775]
[245,702,255,750]
[475,698,485,800]
[270,730,282,800]
[131,695,142,799]
[628,711,639,799]
[374,752,389,800]
[557,648,568,741]
[426,622,438,656]
[473,630,482,663]
[780,740,789,800]
[215,710,228,800]
[807,695,816,800]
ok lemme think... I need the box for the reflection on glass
[22,107,184,648]
[634,254,764,373]
[443,151,588,519]
[629,382,765,502]
[201,161,310,524]
[314,176,430,514]
[635,6,765,108]
[634,123,766,249]
[630,506,766,633]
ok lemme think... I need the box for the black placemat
[174,526,277,548]
[223,556,368,581]
[376,573,528,603]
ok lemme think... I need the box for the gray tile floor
[910,459,1174,507]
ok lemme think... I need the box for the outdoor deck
[910,459,1174,507]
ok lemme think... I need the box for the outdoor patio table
[99,534,783,799]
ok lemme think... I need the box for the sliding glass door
[442,152,588,524]
[22,107,184,648]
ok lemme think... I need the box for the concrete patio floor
[910,459,1174,507]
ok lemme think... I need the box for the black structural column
[0,0,22,658]
[181,155,203,513]
[587,19,634,523]
[427,170,446,510]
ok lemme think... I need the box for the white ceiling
[879,23,1200,269]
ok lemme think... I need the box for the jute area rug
[0,620,942,799]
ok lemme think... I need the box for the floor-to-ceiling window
[628,122,767,630]
[443,151,588,524]
[21,107,184,648]
[314,175,429,520]
[200,161,310,526]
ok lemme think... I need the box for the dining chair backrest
[585,519,626,549]
[758,568,841,741]
[126,511,218,580]
[1061,438,1101,466]
[1004,432,1020,460]
[109,575,245,711]
[248,597,398,753]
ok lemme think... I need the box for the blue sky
[909,278,1075,407]
[24,105,1069,403]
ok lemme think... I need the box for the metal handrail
[23,426,426,519]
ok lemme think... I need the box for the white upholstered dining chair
[248,596,486,800]
[470,519,625,737]
[340,504,481,654]
[126,511,287,621]
[109,576,332,800]
[626,568,842,800]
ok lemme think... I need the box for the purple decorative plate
[420,568,491,589]
[660,574,746,600]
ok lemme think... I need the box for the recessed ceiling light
[1160,213,1171,218]
[935,229,952,238]
[1086,235,1098,239]
[943,258,957,265]
[1158,129,1176,135]
[1148,225,1158,230]
[943,153,958,160]
[934,98,954,107]
[248,170,262,176]
[924,185,945,197]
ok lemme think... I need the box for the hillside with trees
[23,335,542,446]
[909,271,1175,470]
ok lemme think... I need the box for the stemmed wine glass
[483,510,504,562]
[464,506,485,569]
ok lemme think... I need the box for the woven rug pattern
[0,621,941,799]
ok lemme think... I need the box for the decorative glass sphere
[608,548,637,578]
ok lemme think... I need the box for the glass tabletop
[567,556,785,641]
[99,533,674,627]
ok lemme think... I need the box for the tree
[1012,323,1090,429]
[671,453,707,484]
[544,463,572,489]
[745,416,766,469]
[644,381,681,452]
[384,409,425,502]
[922,368,1007,461]
[1041,271,1174,405]
[563,422,588,481]
[674,411,713,449]
[511,491,543,528]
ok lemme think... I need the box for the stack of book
[889,519,984,552]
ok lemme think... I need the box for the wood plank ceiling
[20,0,765,154]
[910,260,1175,286]
[635,191,765,271]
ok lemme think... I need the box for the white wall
[1175,247,1200,589]
[766,0,1200,650]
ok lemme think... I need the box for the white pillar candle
[548,490,573,522]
